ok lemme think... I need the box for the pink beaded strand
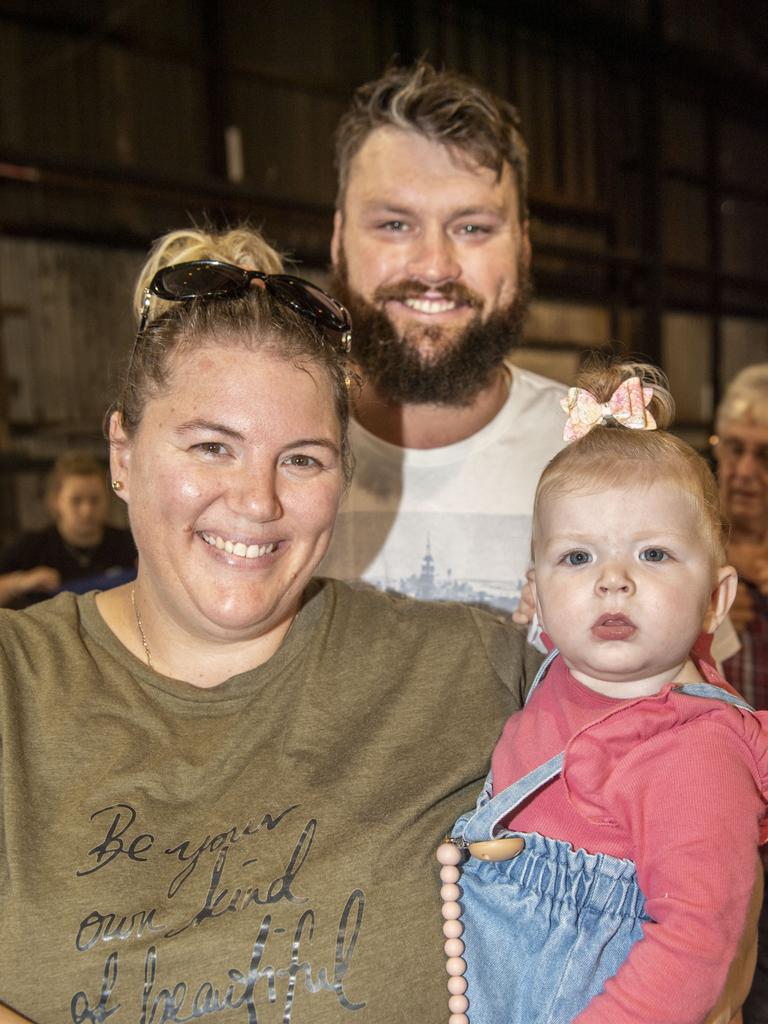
[437,842,469,1021]
[447,975,467,995]
[449,993,470,1014]
[436,841,462,867]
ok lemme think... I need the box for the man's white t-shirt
[321,366,566,617]
[322,362,740,664]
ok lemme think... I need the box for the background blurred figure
[715,365,768,1024]
[0,451,136,607]
[718,365,768,711]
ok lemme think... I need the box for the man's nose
[405,227,460,285]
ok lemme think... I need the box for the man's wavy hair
[334,60,529,220]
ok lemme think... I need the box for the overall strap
[461,751,565,843]
[460,650,562,843]
[460,664,755,845]
[525,647,559,704]
[675,681,755,712]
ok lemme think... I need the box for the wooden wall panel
[222,0,380,83]
[0,237,139,434]
[0,0,764,466]
[232,80,344,205]
[0,19,208,177]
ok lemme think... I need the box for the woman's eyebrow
[176,419,245,441]
[284,438,341,454]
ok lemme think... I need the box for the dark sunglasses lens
[153,263,249,300]
[268,277,348,331]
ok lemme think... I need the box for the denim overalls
[450,649,756,1024]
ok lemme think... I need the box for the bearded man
[321,61,566,616]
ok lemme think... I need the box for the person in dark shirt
[0,452,136,607]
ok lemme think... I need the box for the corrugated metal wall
[0,0,765,534]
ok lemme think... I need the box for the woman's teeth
[201,533,276,559]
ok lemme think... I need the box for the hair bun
[574,359,675,431]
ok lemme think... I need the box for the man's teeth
[404,298,457,314]
[201,533,276,559]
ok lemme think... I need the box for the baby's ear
[703,565,738,634]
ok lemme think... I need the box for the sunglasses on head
[132,259,352,367]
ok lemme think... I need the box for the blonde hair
[130,226,284,322]
[334,60,529,219]
[532,360,727,566]
[114,225,354,483]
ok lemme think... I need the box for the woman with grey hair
[715,364,768,710]
[714,364,768,1024]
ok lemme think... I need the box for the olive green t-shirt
[0,579,540,1023]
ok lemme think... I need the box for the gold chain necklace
[130,587,153,667]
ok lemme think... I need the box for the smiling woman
[0,224,540,1023]
[108,343,346,679]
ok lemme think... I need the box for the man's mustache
[372,279,483,308]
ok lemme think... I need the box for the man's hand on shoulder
[512,568,535,626]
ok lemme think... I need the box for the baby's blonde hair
[532,360,727,567]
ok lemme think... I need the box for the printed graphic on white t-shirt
[322,367,569,618]
[327,510,533,617]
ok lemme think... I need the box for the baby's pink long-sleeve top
[491,650,768,1024]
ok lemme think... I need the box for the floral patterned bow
[560,376,657,442]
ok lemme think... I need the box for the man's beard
[330,252,532,407]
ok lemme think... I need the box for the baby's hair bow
[560,376,657,442]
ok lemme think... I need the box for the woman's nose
[230,466,282,522]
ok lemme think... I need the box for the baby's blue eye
[565,550,591,566]
[640,548,667,562]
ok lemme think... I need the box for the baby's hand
[512,569,535,626]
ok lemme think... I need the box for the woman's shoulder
[0,588,82,626]
[315,577,541,694]
[320,576,524,633]
[0,593,91,706]
[0,591,97,664]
